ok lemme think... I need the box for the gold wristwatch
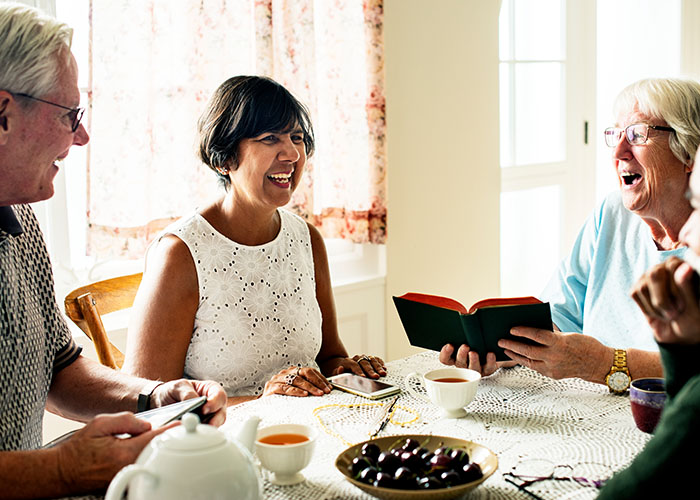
[605,349,631,394]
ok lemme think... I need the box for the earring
[217,167,229,175]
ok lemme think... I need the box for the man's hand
[54,412,174,493]
[150,379,227,427]
[630,256,700,345]
[498,327,609,382]
[438,344,515,376]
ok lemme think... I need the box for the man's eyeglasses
[14,92,85,132]
[604,123,674,148]
[503,458,612,500]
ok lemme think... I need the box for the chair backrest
[64,273,143,369]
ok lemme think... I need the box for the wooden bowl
[335,434,498,500]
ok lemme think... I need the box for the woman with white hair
[446,78,700,392]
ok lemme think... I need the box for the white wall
[383,0,501,360]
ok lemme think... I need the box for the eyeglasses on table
[503,458,612,500]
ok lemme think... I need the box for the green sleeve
[658,343,700,398]
[596,346,700,499]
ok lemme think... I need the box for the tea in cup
[630,378,666,433]
[255,423,316,485]
[405,367,481,418]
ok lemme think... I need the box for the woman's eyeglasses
[503,458,612,500]
[604,123,674,147]
[14,92,85,132]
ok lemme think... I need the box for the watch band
[606,349,631,394]
[613,349,627,369]
[137,381,164,413]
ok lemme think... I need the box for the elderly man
[0,4,226,498]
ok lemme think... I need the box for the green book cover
[392,293,552,363]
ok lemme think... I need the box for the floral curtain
[87,0,387,259]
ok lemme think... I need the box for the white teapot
[105,413,262,500]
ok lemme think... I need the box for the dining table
[65,351,652,500]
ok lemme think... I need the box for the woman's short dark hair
[197,75,315,188]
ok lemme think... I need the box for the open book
[393,293,552,362]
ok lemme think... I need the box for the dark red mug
[630,378,666,434]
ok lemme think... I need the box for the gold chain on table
[312,402,420,446]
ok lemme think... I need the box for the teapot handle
[105,465,157,500]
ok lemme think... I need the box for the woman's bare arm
[122,235,199,381]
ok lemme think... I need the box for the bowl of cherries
[335,434,497,500]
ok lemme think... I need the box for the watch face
[608,371,631,391]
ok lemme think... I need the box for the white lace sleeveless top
[163,209,323,396]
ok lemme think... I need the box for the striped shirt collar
[0,205,24,241]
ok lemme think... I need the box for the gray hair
[614,78,700,166]
[0,2,73,98]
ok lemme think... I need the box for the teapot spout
[236,416,261,453]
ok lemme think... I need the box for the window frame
[499,0,596,296]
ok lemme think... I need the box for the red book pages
[396,293,542,315]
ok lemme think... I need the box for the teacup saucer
[271,472,306,486]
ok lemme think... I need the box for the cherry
[461,462,483,482]
[351,456,373,476]
[399,450,422,471]
[373,471,396,488]
[393,466,417,489]
[440,470,462,486]
[360,442,380,463]
[417,476,444,489]
[401,438,420,451]
[376,450,401,475]
[429,453,453,470]
[450,448,470,469]
[358,466,378,484]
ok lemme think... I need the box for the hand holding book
[438,343,514,376]
[393,293,552,365]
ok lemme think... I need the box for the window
[595,0,682,199]
[499,0,595,296]
[35,0,387,299]
[500,0,687,297]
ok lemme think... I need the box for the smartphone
[42,396,208,449]
[328,373,400,400]
[135,396,208,428]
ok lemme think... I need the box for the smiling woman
[121,75,388,405]
[496,78,700,392]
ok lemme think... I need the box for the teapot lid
[158,413,227,451]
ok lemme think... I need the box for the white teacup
[255,423,316,485]
[405,367,481,418]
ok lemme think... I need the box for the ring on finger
[284,373,297,386]
[295,365,302,377]
[358,355,372,363]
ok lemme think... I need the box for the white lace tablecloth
[221,351,651,500]
[64,352,651,500]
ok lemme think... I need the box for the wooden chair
[64,273,143,369]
